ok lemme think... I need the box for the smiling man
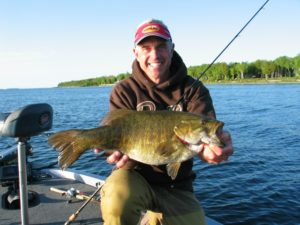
[133,31,174,84]
[100,19,233,225]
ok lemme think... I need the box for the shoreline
[60,78,300,88]
[202,78,300,85]
[2,79,299,90]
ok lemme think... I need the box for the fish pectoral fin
[166,162,181,180]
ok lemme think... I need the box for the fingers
[199,145,224,164]
[106,151,131,169]
[199,131,234,164]
[209,145,230,163]
[221,130,234,158]
[116,154,130,169]
[106,151,122,164]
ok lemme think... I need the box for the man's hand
[198,130,233,164]
[106,151,136,169]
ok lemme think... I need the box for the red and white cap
[134,19,172,45]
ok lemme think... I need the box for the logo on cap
[142,25,160,34]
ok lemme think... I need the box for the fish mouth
[176,134,223,153]
[186,138,224,153]
[175,135,204,153]
[186,141,204,153]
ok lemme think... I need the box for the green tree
[274,56,294,77]
[188,65,209,80]
[292,54,300,76]
[260,60,277,79]
[235,62,248,79]
[247,62,260,78]
[253,60,264,78]
[116,72,131,81]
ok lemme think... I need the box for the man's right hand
[107,151,136,169]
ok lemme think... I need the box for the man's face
[133,37,174,84]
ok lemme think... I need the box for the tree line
[58,54,300,87]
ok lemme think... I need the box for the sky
[0,0,299,89]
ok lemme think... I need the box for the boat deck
[0,169,103,225]
[0,167,222,225]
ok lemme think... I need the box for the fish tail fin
[48,129,91,169]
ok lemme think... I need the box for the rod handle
[50,187,66,195]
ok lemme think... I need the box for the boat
[0,103,222,225]
[0,166,222,225]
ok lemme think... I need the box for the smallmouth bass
[48,110,224,179]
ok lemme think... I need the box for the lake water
[0,84,299,225]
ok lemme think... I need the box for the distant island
[58,54,300,87]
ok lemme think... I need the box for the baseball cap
[134,19,172,45]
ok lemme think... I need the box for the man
[100,19,233,225]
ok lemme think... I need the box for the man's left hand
[198,130,233,164]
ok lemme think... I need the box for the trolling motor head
[0,103,53,138]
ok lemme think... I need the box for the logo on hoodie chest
[136,101,156,111]
[136,101,183,112]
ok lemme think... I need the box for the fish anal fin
[166,162,181,180]
[140,210,163,225]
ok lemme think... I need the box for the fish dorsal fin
[166,162,181,180]
[174,121,204,145]
[101,109,135,126]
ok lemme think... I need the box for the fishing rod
[64,182,104,225]
[171,0,270,110]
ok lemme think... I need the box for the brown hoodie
[109,51,215,191]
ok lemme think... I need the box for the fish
[48,109,224,180]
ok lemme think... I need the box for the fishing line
[171,0,270,111]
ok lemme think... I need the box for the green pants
[100,169,207,225]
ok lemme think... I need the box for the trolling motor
[0,103,53,225]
